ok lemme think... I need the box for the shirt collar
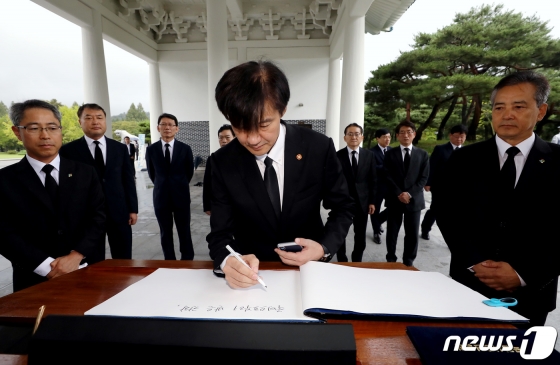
[495,133,535,159]
[347,146,359,154]
[84,134,106,146]
[378,144,387,151]
[162,139,175,148]
[450,142,461,149]
[400,144,412,151]
[26,154,61,175]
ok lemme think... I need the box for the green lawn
[0,152,24,160]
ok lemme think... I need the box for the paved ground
[0,161,558,350]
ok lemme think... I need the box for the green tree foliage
[60,105,84,143]
[112,121,143,139]
[0,115,22,151]
[365,4,560,143]
[0,101,8,118]
[125,103,149,122]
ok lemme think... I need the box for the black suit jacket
[146,140,194,209]
[0,157,105,289]
[336,147,376,214]
[127,143,136,160]
[426,142,454,190]
[383,146,429,212]
[60,137,138,224]
[438,136,560,317]
[207,123,354,268]
[202,157,212,212]
[371,145,391,199]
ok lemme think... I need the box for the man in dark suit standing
[383,121,429,267]
[59,103,138,259]
[203,124,235,215]
[369,128,392,245]
[420,124,467,240]
[124,136,136,178]
[146,113,194,260]
[208,61,354,288]
[0,100,105,291]
[439,71,560,327]
[336,123,376,262]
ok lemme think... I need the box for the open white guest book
[85,261,527,323]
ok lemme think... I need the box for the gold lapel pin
[68,174,73,177]
[539,159,545,164]
[296,154,302,160]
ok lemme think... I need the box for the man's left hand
[274,238,324,266]
[473,260,521,291]
[129,213,138,225]
[368,204,375,215]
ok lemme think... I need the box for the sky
[0,0,558,115]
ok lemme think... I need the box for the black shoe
[373,233,381,244]
[421,232,430,240]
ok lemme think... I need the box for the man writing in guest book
[207,61,354,288]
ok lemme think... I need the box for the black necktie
[165,143,171,169]
[264,156,281,220]
[403,147,411,174]
[383,148,386,155]
[500,146,520,191]
[42,164,59,209]
[351,151,358,177]
[93,141,105,179]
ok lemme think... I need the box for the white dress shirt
[255,123,286,209]
[26,154,87,276]
[495,133,535,188]
[399,144,413,159]
[84,135,107,164]
[346,146,359,165]
[378,145,388,155]
[26,154,60,186]
[161,138,176,162]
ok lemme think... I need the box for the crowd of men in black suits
[0,64,558,327]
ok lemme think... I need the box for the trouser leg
[385,207,403,262]
[174,208,194,260]
[155,207,176,260]
[351,210,368,262]
[403,210,421,266]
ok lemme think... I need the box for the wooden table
[0,260,514,365]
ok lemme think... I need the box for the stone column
[339,15,365,148]
[81,8,111,135]
[148,62,162,142]
[326,56,342,150]
[206,0,229,153]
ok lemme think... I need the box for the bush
[7,150,17,154]
[18,150,26,155]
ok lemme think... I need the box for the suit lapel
[105,138,116,171]
[58,157,77,215]
[339,149,354,184]
[281,125,306,227]
[171,140,181,168]
[16,158,56,213]
[515,136,550,193]
[237,143,279,231]
[79,137,95,164]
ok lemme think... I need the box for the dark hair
[9,99,61,126]
[158,113,178,126]
[124,136,130,140]
[343,123,363,135]
[490,71,550,107]
[395,120,416,134]
[215,60,290,132]
[375,128,391,138]
[77,103,106,118]
[449,124,468,135]
[218,124,235,137]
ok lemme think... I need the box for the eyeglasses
[398,131,415,135]
[17,125,62,134]
[346,133,362,137]
[159,123,177,128]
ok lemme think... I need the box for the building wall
[160,56,329,165]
